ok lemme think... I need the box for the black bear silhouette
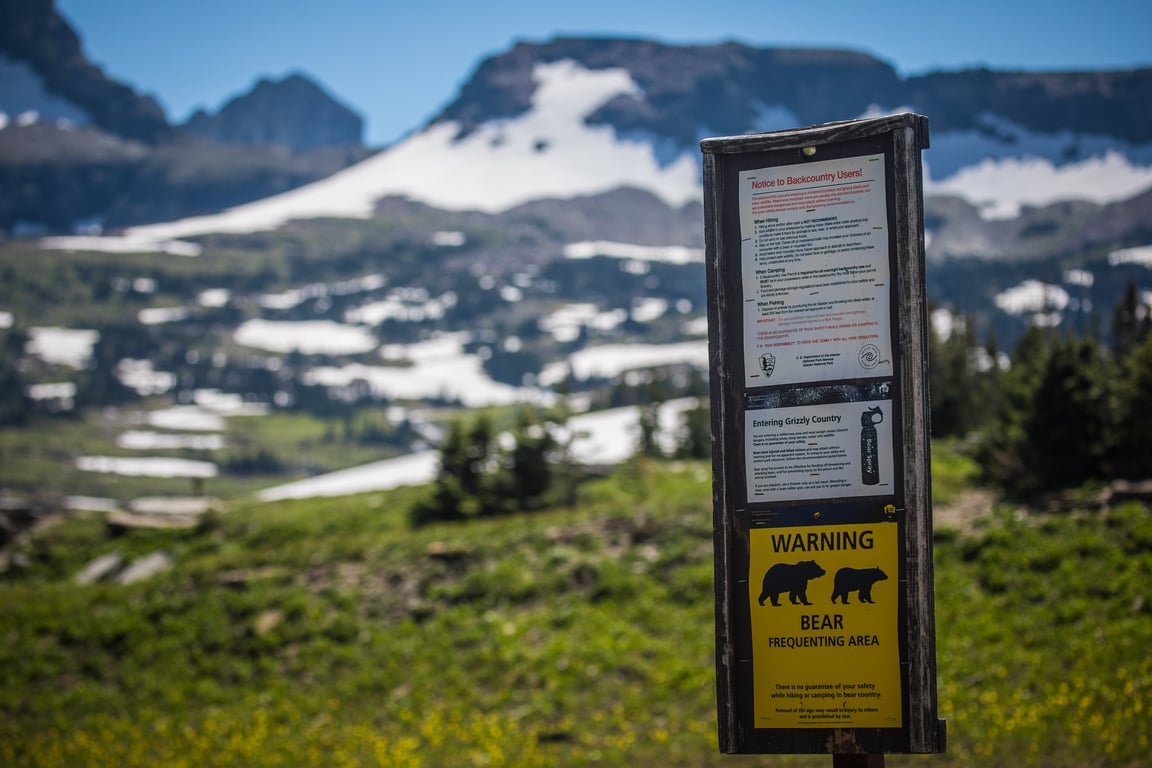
[757,560,826,606]
[830,567,888,604]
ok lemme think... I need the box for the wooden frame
[702,114,945,755]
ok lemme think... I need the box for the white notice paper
[740,154,892,388]
[744,400,894,503]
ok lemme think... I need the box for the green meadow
[1,448,1150,767]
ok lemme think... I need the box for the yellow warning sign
[748,522,902,728]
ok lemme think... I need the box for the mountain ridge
[3,12,1151,262]
[110,40,1152,265]
[434,37,1152,153]
[434,38,903,147]
[904,67,1152,144]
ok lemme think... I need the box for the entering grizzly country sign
[701,114,945,756]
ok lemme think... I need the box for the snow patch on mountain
[233,319,379,355]
[77,456,218,479]
[538,340,708,387]
[39,235,203,257]
[927,114,1152,177]
[563,240,704,264]
[925,149,1152,219]
[1109,245,1152,268]
[539,303,628,342]
[855,108,1152,220]
[122,60,701,243]
[25,327,99,368]
[0,53,91,128]
[928,116,1152,219]
[994,280,1070,314]
[305,333,554,408]
[254,397,703,501]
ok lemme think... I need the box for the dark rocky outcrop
[183,72,364,151]
[905,67,1152,144]
[0,0,169,143]
[434,36,1152,152]
[435,38,902,145]
[0,1,373,232]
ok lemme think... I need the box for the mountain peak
[182,71,364,151]
[432,37,901,147]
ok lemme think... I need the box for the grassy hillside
[2,451,1150,767]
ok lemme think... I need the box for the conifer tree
[973,285,1152,491]
[411,409,571,525]
[1111,279,1150,360]
[976,324,1052,489]
[0,327,29,426]
[675,399,712,460]
[502,407,556,509]
[928,308,989,437]
[1112,330,1152,478]
[1018,334,1114,489]
[411,414,497,524]
[636,403,659,458]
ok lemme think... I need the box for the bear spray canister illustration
[860,406,884,485]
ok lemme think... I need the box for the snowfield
[116,60,702,245]
[255,398,702,501]
[76,456,218,479]
[233,319,380,356]
[924,150,1152,220]
[305,334,555,408]
[25,327,100,369]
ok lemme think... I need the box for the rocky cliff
[0,0,169,143]
[434,37,1152,153]
[436,38,902,147]
[0,0,371,233]
[183,73,364,151]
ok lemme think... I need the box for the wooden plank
[702,114,943,756]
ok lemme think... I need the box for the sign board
[701,114,945,756]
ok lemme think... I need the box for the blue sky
[57,0,1152,147]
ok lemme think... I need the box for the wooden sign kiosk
[701,114,945,758]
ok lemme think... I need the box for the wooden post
[702,114,944,757]
[833,755,885,768]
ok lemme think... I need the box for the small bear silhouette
[830,567,888,604]
[758,560,826,606]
